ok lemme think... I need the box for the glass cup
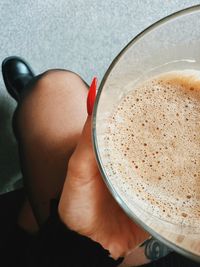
[93,5,200,262]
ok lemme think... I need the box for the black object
[0,185,200,266]
[2,56,34,101]
[28,200,124,267]
[0,191,123,267]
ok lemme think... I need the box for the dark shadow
[0,80,22,193]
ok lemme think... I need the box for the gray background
[0,0,200,193]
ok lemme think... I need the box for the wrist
[90,233,126,260]
[58,199,74,230]
[58,203,123,260]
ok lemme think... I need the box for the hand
[58,116,149,260]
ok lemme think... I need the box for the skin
[14,69,169,266]
[58,116,149,260]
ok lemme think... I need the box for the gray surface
[0,0,200,193]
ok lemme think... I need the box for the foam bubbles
[104,70,200,228]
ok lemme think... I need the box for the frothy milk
[104,70,200,228]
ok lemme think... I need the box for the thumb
[75,115,93,158]
[69,116,99,177]
[77,76,97,154]
[68,76,98,177]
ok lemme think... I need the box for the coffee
[104,70,200,228]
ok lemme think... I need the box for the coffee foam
[104,70,200,228]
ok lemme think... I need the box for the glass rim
[92,4,200,262]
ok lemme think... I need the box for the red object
[87,77,97,115]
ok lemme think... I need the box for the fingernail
[87,77,97,115]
